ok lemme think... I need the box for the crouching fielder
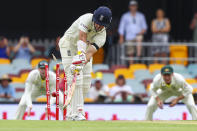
[59,6,112,120]
[14,61,64,120]
[145,65,197,120]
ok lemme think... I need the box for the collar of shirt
[161,76,175,88]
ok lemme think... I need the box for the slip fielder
[14,61,64,120]
[145,65,197,120]
[59,6,112,120]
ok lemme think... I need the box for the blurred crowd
[0,35,61,61]
[88,75,144,103]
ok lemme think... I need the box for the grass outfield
[0,121,197,131]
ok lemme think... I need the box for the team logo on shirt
[80,23,88,30]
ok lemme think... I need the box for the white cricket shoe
[72,113,86,121]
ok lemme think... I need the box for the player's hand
[70,64,83,75]
[156,97,163,109]
[27,106,32,116]
[169,98,178,107]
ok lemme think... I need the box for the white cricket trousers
[145,91,197,120]
[59,36,92,118]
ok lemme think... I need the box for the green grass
[0,120,197,131]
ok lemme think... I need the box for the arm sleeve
[150,79,160,98]
[78,15,90,33]
[24,72,35,107]
[93,31,106,49]
[180,78,193,97]
[141,14,148,31]
[118,15,125,35]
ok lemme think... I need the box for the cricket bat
[63,71,78,110]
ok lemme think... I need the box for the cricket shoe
[66,116,73,121]
[72,113,86,121]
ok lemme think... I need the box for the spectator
[0,36,10,59]
[88,80,109,102]
[151,9,171,64]
[48,36,61,59]
[0,74,16,101]
[109,75,134,103]
[118,0,147,64]
[13,36,35,61]
[190,12,197,43]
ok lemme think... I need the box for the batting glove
[72,52,86,65]
[70,64,83,75]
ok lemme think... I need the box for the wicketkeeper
[59,6,112,120]
[145,65,197,120]
[14,61,64,120]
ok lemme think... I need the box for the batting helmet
[93,6,112,28]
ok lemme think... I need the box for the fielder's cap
[38,60,48,69]
[0,74,12,82]
[129,0,138,6]
[161,65,173,75]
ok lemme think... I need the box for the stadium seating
[0,64,13,76]
[129,64,147,73]
[31,57,48,69]
[134,70,153,82]
[0,58,11,64]
[12,59,32,72]
[169,44,188,66]
[93,64,109,72]
[9,71,30,83]
[1,46,197,103]
[84,98,94,102]
[107,83,116,88]
[110,65,127,72]
[148,63,165,74]
[186,78,197,84]
[126,79,146,94]
[170,64,188,74]
[11,83,25,89]
[152,70,161,77]
[114,68,134,79]
[187,64,197,78]
[102,73,115,85]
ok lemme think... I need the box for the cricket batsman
[145,65,197,120]
[59,6,112,120]
[14,61,64,120]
